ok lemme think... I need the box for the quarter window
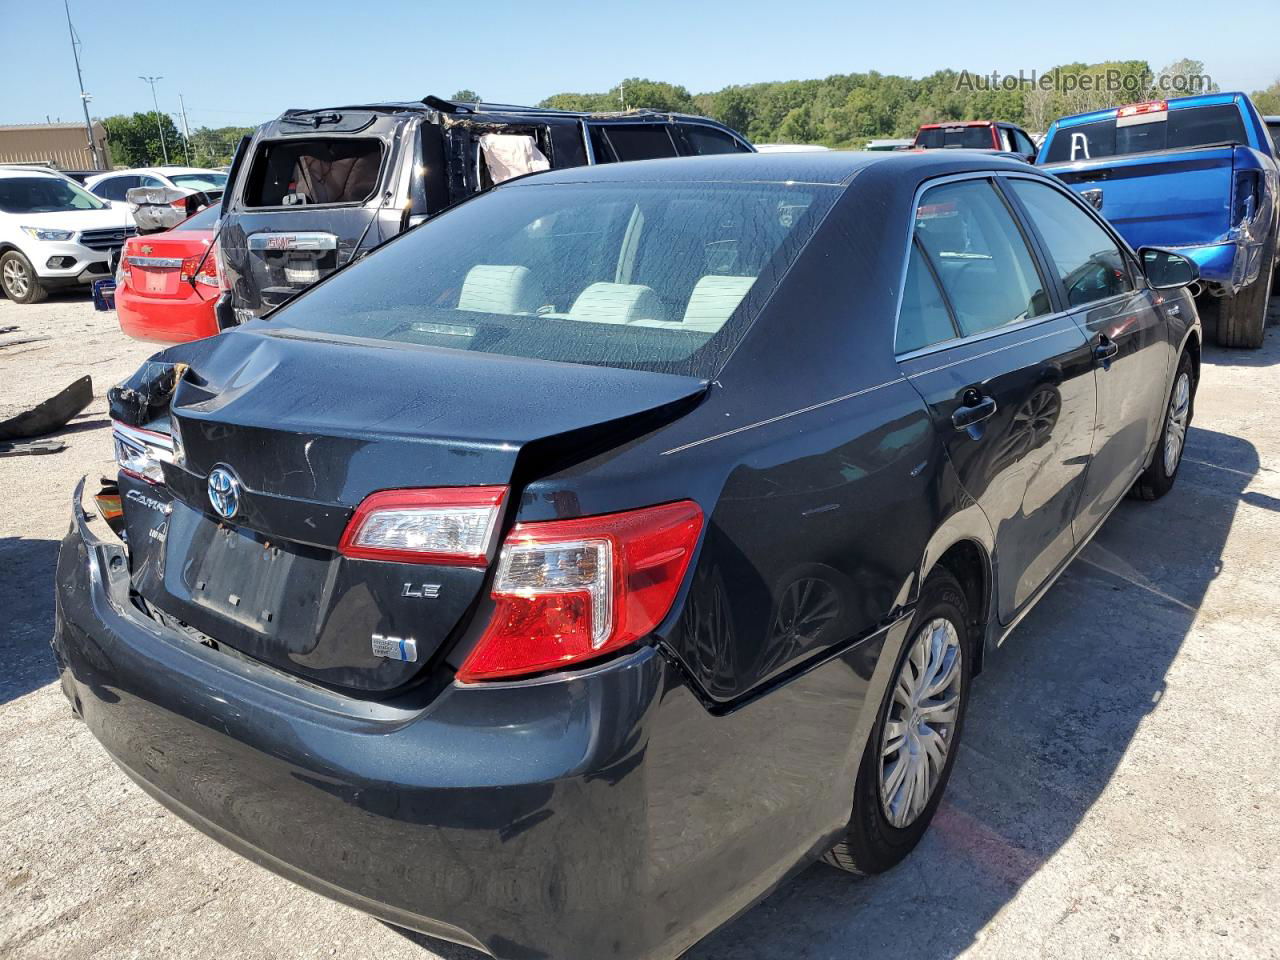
[679,125,750,155]
[896,240,958,353]
[600,125,679,161]
[913,179,1051,337]
[1008,179,1133,308]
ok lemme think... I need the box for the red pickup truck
[913,121,1038,162]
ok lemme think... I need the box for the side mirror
[1139,247,1199,290]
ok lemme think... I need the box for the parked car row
[909,93,1279,349]
[57,67,1214,953]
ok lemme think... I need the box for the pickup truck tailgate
[1045,145,1235,248]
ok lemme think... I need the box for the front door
[1002,175,1173,537]
[896,176,1098,623]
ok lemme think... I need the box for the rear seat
[629,275,756,332]
[566,282,663,324]
[457,265,545,315]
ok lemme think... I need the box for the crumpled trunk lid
[120,329,708,692]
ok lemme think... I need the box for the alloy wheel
[1163,372,1191,475]
[3,258,30,299]
[878,617,963,829]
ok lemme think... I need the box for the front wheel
[1133,350,1195,501]
[0,251,47,304]
[823,569,971,875]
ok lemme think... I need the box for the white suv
[85,166,227,202]
[0,167,136,304]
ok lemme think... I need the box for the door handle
[952,391,998,430]
[1093,335,1119,368]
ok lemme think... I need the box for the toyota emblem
[207,466,241,520]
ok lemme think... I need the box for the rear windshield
[0,176,107,213]
[269,180,835,378]
[170,172,227,191]
[1043,104,1249,162]
[915,126,992,149]
[172,203,221,231]
[243,138,383,207]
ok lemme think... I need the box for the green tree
[1253,78,1280,115]
[188,125,254,167]
[102,112,182,167]
[452,89,482,103]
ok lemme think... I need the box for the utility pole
[177,94,193,165]
[138,75,170,165]
[64,0,104,170]
[619,81,626,111]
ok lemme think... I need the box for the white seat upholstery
[680,275,755,332]
[457,265,544,315]
[567,282,662,325]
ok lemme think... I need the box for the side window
[896,240,958,354]
[93,176,127,200]
[679,124,750,156]
[1008,179,1134,308]
[1013,129,1037,156]
[999,127,1016,152]
[601,124,679,161]
[914,179,1051,337]
[140,175,166,188]
[588,126,617,163]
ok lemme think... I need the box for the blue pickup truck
[1039,92,1279,348]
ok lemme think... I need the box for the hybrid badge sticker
[207,466,241,520]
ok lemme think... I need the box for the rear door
[1003,174,1172,535]
[897,175,1097,623]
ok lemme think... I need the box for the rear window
[170,172,227,191]
[242,138,383,207]
[172,203,221,231]
[1043,104,1249,162]
[269,180,835,379]
[915,126,993,149]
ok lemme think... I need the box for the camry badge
[207,466,241,520]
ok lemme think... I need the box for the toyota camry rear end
[52,152,976,959]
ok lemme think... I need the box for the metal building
[0,122,108,171]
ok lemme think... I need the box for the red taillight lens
[338,486,506,566]
[1117,100,1167,119]
[457,500,703,682]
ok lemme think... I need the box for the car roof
[0,165,74,180]
[503,149,1036,188]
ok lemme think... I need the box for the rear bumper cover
[53,482,898,960]
[115,284,218,343]
[1171,236,1267,291]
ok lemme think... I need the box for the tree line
[96,67,1280,168]
[541,60,1280,146]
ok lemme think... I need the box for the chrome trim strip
[901,325,1077,379]
[126,256,184,269]
[247,232,338,251]
[661,378,902,456]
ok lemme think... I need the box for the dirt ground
[2,291,1279,960]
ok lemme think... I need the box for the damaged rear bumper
[52,481,890,960]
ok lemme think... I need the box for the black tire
[823,568,972,876]
[1133,350,1195,501]
[0,250,48,304]
[1206,232,1275,348]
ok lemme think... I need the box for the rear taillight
[1231,170,1262,227]
[457,500,703,682]
[112,420,173,484]
[182,246,220,288]
[338,486,506,566]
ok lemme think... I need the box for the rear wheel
[1133,350,1195,501]
[0,251,47,304]
[1206,234,1275,348]
[823,569,971,875]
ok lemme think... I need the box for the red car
[115,204,222,344]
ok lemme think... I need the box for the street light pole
[138,75,170,165]
[177,94,193,165]
[64,0,104,170]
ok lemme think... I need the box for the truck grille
[79,226,137,252]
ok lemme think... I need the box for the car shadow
[684,423,1256,960]
[0,536,61,705]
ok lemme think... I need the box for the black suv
[214,95,753,325]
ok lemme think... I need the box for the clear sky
[3,0,1277,130]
